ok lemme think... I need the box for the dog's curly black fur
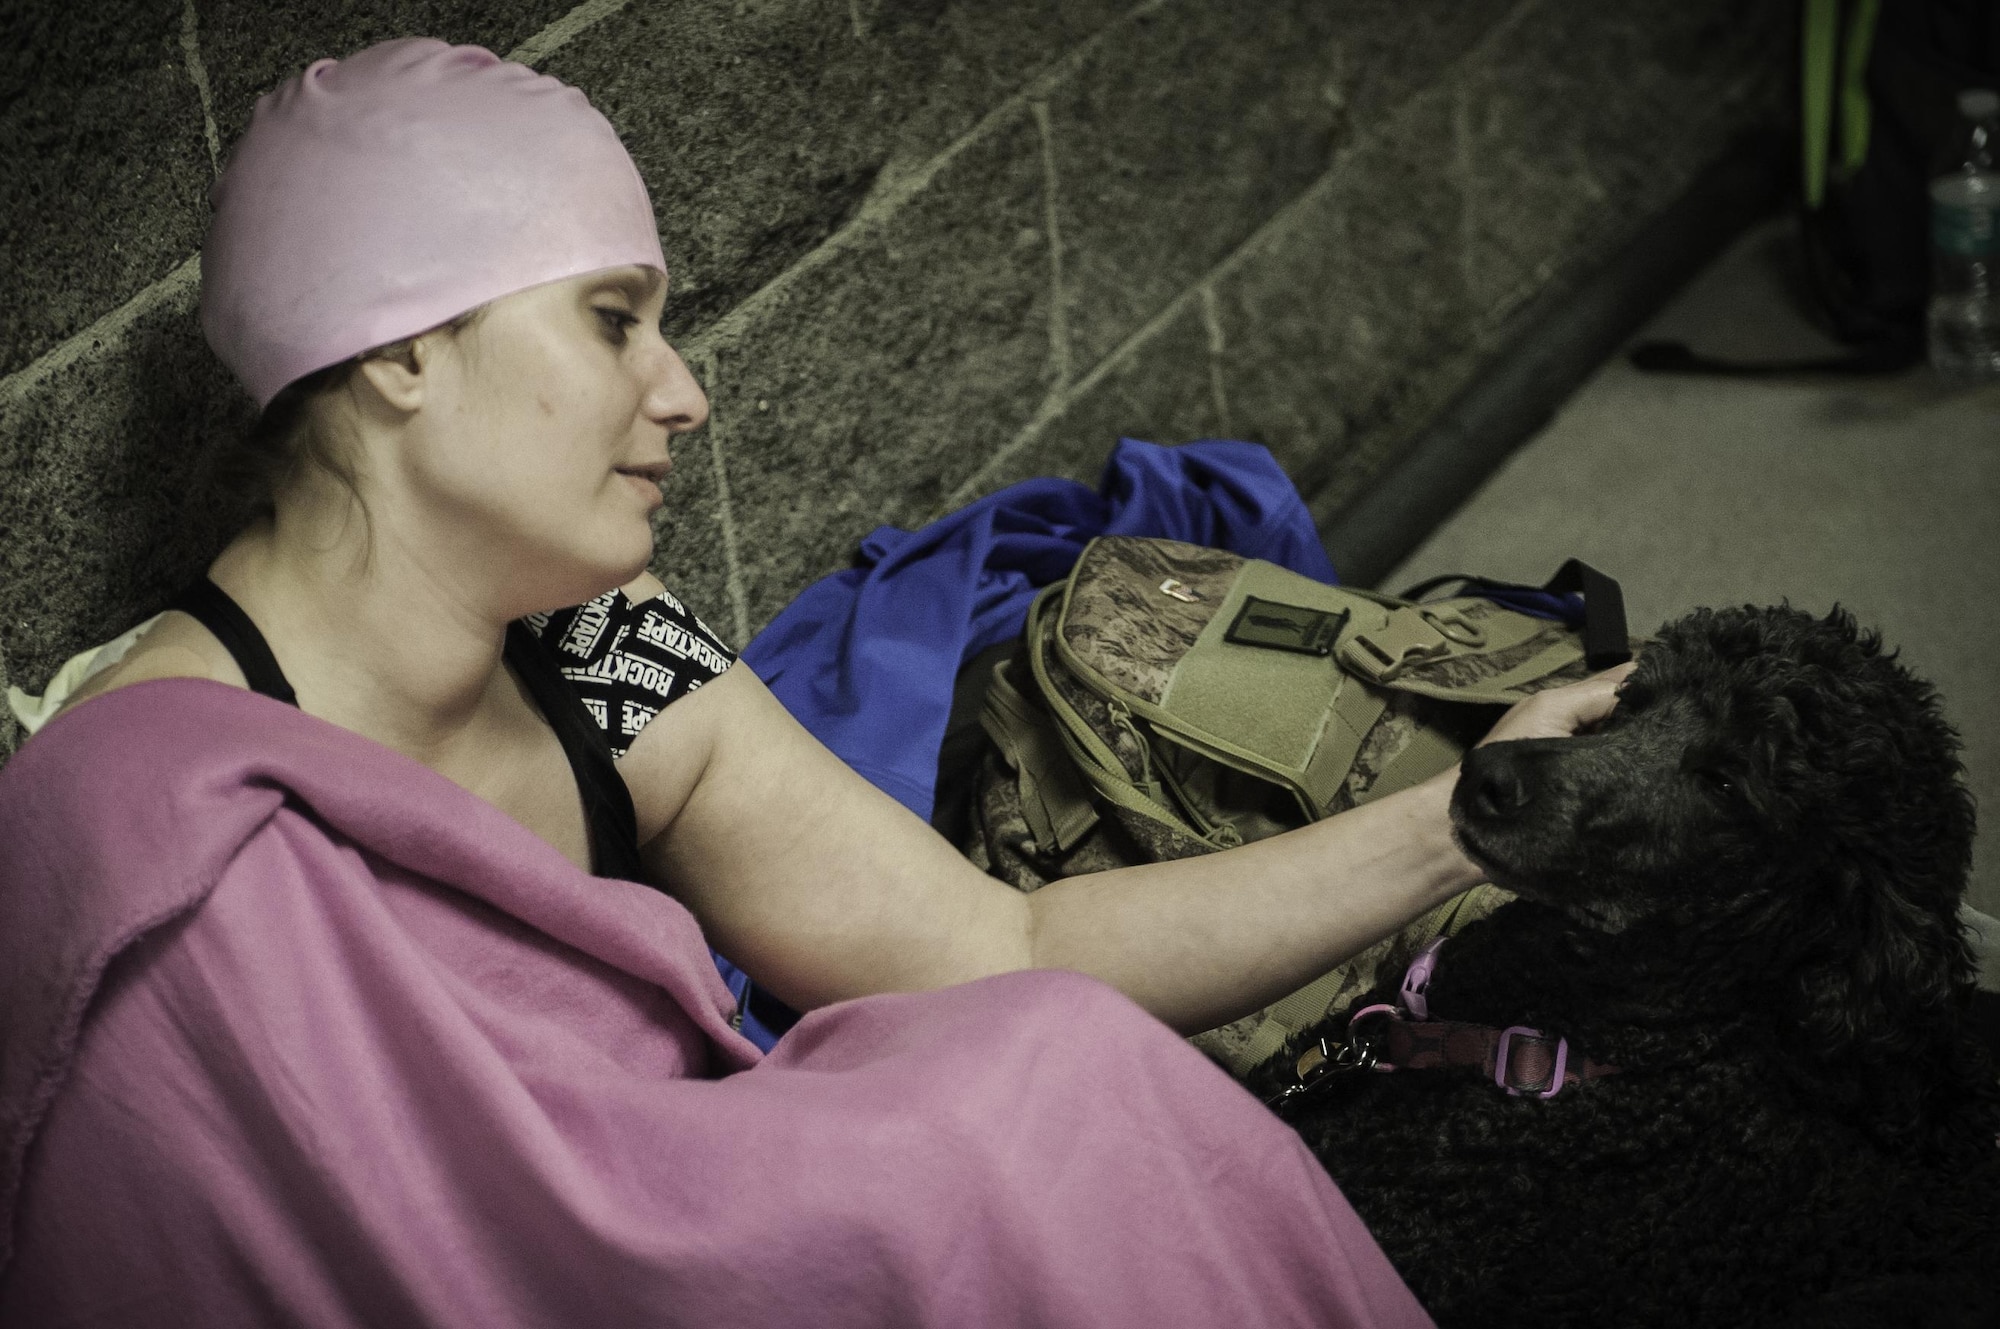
[1253,605,2000,1327]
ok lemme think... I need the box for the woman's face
[395,265,706,613]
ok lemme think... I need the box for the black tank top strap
[167,578,300,706]
[167,577,646,883]
[502,622,649,884]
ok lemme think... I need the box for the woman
[0,38,1624,1328]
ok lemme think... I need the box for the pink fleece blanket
[0,679,1430,1328]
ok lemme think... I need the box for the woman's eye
[595,308,640,342]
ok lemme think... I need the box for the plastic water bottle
[1927,88,2000,380]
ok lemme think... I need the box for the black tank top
[166,579,648,884]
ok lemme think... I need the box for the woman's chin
[523,537,655,613]
[607,530,657,589]
[591,502,659,575]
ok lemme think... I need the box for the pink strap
[1339,939,1620,1100]
[1399,938,1447,1020]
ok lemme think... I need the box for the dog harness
[1265,938,1621,1112]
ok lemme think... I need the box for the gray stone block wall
[0,0,1785,759]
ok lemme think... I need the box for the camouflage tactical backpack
[959,536,1628,1074]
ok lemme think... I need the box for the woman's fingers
[1476,660,1637,747]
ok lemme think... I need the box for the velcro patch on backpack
[1223,598,1349,656]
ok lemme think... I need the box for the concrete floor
[1388,217,2000,919]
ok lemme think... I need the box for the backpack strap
[1540,559,1631,672]
[1358,725,1465,804]
[1334,598,1586,706]
[978,655,1099,856]
[1024,587,1231,855]
[1397,557,1631,673]
[1299,680,1389,813]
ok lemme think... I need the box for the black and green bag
[958,536,1627,1074]
[1632,0,2000,377]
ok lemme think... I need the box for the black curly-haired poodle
[1256,604,2000,1328]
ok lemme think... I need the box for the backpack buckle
[1339,610,1451,682]
[1420,606,1487,647]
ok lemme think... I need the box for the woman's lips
[617,468,666,509]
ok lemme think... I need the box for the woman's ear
[352,340,428,416]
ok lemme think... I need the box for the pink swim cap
[200,38,667,409]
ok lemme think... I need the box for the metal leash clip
[1263,1033,1379,1113]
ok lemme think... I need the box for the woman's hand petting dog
[1475,660,1636,747]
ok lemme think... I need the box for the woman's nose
[647,342,709,435]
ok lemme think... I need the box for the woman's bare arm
[623,659,1627,1034]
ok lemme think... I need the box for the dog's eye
[1695,769,1736,799]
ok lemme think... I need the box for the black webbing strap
[1399,559,1631,672]
[167,578,300,707]
[1540,559,1631,672]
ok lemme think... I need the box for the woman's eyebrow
[591,269,665,302]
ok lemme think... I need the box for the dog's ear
[1780,843,1982,1141]
[1786,849,1973,1060]
[1755,606,1984,1136]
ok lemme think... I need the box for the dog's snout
[1461,750,1532,821]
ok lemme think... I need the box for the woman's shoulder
[621,570,671,603]
[526,573,733,658]
[521,572,737,760]
[40,612,248,727]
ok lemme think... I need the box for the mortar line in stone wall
[682,0,1173,358]
[1446,0,1548,223]
[0,257,201,409]
[505,0,639,67]
[692,350,753,646]
[941,149,1363,512]
[1198,283,1231,436]
[1031,100,1073,390]
[936,0,1547,515]
[0,0,640,409]
[1453,84,1478,305]
[179,0,223,176]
